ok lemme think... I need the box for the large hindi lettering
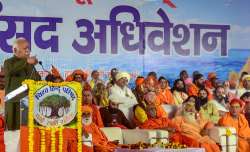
[0,3,230,56]
[0,5,62,53]
[73,5,230,56]
[190,24,230,56]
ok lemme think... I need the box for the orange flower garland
[23,80,83,152]
[40,127,46,152]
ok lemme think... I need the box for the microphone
[38,61,50,74]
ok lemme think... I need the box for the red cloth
[0,116,5,152]
[20,126,78,152]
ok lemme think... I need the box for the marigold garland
[23,80,83,152]
[51,127,56,152]
[59,127,63,152]
[225,128,232,136]
[26,80,35,152]
[76,83,82,152]
[40,127,46,152]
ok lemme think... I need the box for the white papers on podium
[4,84,28,102]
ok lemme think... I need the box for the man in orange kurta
[219,98,250,152]
[82,106,117,152]
[188,74,205,96]
[170,97,220,152]
[82,89,104,128]
[188,74,213,99]
[144,91,167,118]
[139,105,178,131]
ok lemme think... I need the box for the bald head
[12,38,30,58]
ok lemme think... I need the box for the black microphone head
[38,61,42,65]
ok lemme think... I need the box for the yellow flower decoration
[51,127,56,152]
[40,127,46,152]
[225,128,232,136]
[23,80,82,152]
[59,126,64,152]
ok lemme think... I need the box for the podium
[12,80,83,152]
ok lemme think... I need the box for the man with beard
[172,79,188,105]
[109,72,137,120]
[219,99,250,152]
[212,86,229,117]
[99,95,135,129]
[82,105,117,152]
[196,88,219,123]
[237,74,250,98]
[82,87,104,128]
[171,96,220,152]
[188,73,205,96]
[241,92,250,125]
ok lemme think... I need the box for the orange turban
[135,77,144,86]
[65,69,88,81]
[82,105,93,114]
[230,98,244,107]
[51,65,63,79]
[73,69,88,81]
[208,72,217,80]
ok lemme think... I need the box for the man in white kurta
[237,75,250,98]
[109,72,137,120]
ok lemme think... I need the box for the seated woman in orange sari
[171,96,220,152]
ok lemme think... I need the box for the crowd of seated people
[28,66,250,152]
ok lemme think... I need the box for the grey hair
[12,37,27,52]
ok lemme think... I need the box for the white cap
[115,72,130,82]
